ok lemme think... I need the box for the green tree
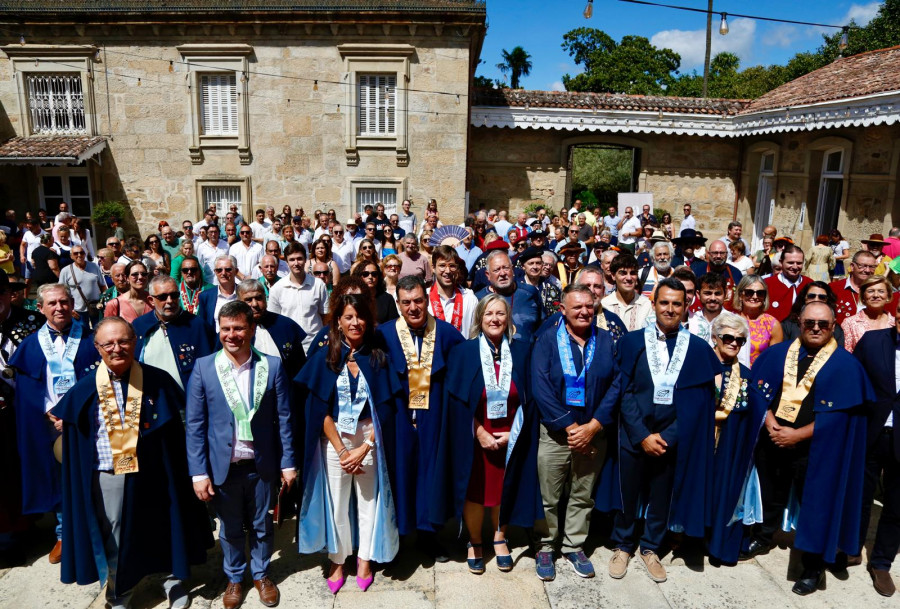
[473,74,495,88]
[561,28,681,95]
[570,146,634,206]
[496,46,532,89]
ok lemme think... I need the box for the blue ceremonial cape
[611,330,720,537]
[257,311,307,380]
[536,310,627,346]
[51,364,213,593]
[133,310,213,390]
[197,288,224,347]
[306,327,331,361]
[429,338,543,529]
[750,341,874,561]
[376,317,465,534]
[708,360,766,564]
[10,327,99,514]
[294,345,402,563]
[475,283,543,344]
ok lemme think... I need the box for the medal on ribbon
[775,338,837,423]
[396,315,436,410]
[96,361,143,475]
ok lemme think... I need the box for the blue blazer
[185,351,295,486]
[196,288,221,345]
[854,328,900,459]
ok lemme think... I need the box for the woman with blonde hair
[842,275,895,352]
[380,254,402,301]
[732,274,782,367]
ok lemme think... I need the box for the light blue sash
[38,322,82,396]
[336,365,371,434]
[557,318,595,408]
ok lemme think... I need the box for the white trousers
[324,419,377,563]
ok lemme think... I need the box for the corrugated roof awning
[0,136,107,165]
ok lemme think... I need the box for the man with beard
[52,317,212,609]
[0,271,43,566]
[861,234,893,276]
[609,278,720,583]
[601,254,652,332]
[427,246,478,336]
[689,273,733,347]
[133,276,212,391]
[177,256,211,316]
[476,250,544,344]
[704,240,742,310]
[764,245,812,322]
[377,275,464,561]
[11,284,98,566]
[519,246,562,318]
[639,241,675,299]
[237,280,307,380]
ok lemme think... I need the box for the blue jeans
[211,464,275,583]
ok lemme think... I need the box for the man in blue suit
[196,255,239,345]
[186,301,295,609]
[853,313,900,596]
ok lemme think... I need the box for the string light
[583,0,594,19]
[839,27,850,51]
[719,13,729,36]
[168,60,174,73]
[313,79,318,91]
[137,78,141,86]
[618,0,852,31]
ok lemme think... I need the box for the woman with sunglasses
[352,262,399,325]
[380,225,400,257]
[144,234,171,277]
[780,282,845,346]
[104,260,152,323]
[733,275,782,367]
[380,254,402,302]
[841,275,895,353]
[419,229,435,257]
[352,239,379,270]
[170,240,195,282]
[707,313,767,564]
[306,238,341,287]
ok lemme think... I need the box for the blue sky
[478,0,883,91]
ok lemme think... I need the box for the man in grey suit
[186,300,296,609]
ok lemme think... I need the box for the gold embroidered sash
[96,361,143,475]
[715,360,741,446]
[774,338,837,423]
[396,314,436,410]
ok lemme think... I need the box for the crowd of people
[2,197,900,609]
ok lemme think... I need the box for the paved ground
[2,510,899,609]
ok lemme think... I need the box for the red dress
[465,362,520,507]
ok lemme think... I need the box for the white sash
[335,365,371,434]
[478,334,512,419]
[215,349,268,441]
[38,322,82,396]
[643,325,690,405]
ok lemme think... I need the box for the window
[813,149,844,236]
[356,187,397,215]
[752,151,776,252]
[26,73,86,135]
[358,75,396,136]
[203,185,242,217]
[200,74,238,136]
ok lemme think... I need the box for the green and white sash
[215,349,268,441]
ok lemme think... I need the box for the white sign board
[618,193,653,218]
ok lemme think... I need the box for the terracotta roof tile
[0,136,107,162]
[471,88,748,116]
[741,45,900,114]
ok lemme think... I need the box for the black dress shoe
[739,539,771,561]
[792,570,825,596]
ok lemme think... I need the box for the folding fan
[428,225,469,248]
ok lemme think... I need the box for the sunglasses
[130,271,148,278]
[802,320,832,330]
[384,265,400,271]
[72,251,86,256]
[181,267,198,274]
[805,292,828,302]
[312,270,329,277]
[742,289,766,299]
[333,230,343,235]
[183,225,193,230]
[215,267,234,274]
[360,271,379,278]
[153,291,180,301]
[717,334,747,347]
[107,242,120,247]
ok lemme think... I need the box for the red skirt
[465,369,519,507]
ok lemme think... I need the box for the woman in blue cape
[706,314,767,564]
[295,293,402,595]
[431,294,542,575]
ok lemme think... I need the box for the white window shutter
[201,74,238,136]
[358,74,396,136]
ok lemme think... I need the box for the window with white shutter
[26,73,86,135]
[358,74,396,136]
[200,74,239,136]
[356,187,398,215]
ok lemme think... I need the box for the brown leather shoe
[254,576,280,607]
[869,565,896,597]
[48,540,62,564]
[847,554,863,567]
[223,581,243,609]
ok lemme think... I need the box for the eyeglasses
[96,339,134,352]
[365,227,375,231]
[181,267,198,274]
[106,241,120,247]
[742,289,766,299]
[239,231,252,236]
[333,230,343,235]
[130,271,148,278]
[72,251,86,256]
[805,292,829,302]
[384,265,400,271]
[854,263,877,271]
[801,319,832,330]
[215,267,234,274]
[360,271,379,278]
[152,291,180,301]
[312,270,329,277]
[717,334,747,346]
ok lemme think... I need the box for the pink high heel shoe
[327,566,345,594]
[356,558,374,591]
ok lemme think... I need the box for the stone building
[0,0,486,238]
[469,45,900,251]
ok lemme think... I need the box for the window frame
[339,44,414,166]
[177,44,252,165]
[194,177,252,223]
[348,177,406,216]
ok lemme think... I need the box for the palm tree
[497,46,533,89]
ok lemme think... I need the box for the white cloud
[844,1,881,25]
[550,80,566,92]
[651,18,756,71]
[764,24,799,48]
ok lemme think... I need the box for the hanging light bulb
[19,33,25,45]
[583,0,593,19]
[839,27,849,51]
[168,60,174,73]
[719,13,729,36]
[137,78,141,87]
[94,49,101,61]
[313,80,318,91]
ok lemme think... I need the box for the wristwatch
[363,438,375,450]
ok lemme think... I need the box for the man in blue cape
[609,277,720,584]
[196,254,239,346]
[11,283,99,566]
[51,317,212,609]
[742,300,873,596]
[531,284,621,582]
[475,250,543,344]
[236,279,307,380]
[376,275,463,561]
[133,275,212,391]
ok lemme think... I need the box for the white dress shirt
[267,273,327,353]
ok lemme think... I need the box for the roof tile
[0,136,107,161]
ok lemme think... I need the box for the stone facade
[0,6,485,238]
